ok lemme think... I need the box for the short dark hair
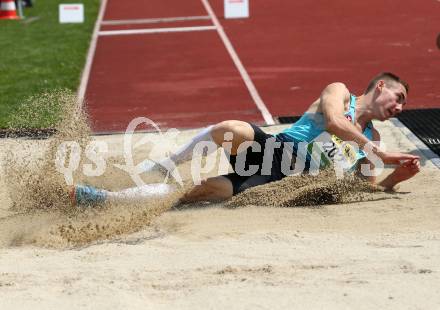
[365,72,409,94]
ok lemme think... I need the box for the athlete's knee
[207,177,234,199]
[212,120,239,136]
[182,177,233,202]
[211,120,252,144]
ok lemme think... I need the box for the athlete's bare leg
[211,120,255,155]
[180,176,234,203]
[176,121,253,202]
[141,120,255,173]
[71,121,255,206]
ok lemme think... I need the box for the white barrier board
[224,0,249,19]
[59,4,84,23]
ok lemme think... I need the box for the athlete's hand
[378,158,421,191]
[391,158,421,183]
[364,142,420,165]
[378,151,420,165]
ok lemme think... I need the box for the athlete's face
[374,80,407,120]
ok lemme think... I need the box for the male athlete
[71,72,421,206]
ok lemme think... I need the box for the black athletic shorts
[222,123,298,195]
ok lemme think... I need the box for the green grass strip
[0,0,100,128]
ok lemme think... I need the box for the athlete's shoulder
[319,82,352,112]
[322,82,349,92]
[321,82,351,100]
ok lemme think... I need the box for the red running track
[85,0,440,133]
[103,0,207,20]
[209,0,440,116]
[87,31,263,131]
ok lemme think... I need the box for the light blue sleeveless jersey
[276,94,373,162]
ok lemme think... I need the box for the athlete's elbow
[325,119,337,132]
[325,116,345,134]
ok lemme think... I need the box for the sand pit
[1,98,440,308]
[0,92,185,248]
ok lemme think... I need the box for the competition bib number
[306,132,358,171]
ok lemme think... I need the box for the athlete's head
[365,72,409,120]
[365,72,409,95]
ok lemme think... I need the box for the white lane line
[77,0,108,103]
[101,15,211,26]
[390,118,440,169]
[200,0,275,125]
[98,25,217,36]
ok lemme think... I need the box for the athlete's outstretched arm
[357,127,380,185]
[358,128,421,190]
[319,83,419,165]
[320,82,369,146]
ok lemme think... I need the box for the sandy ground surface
[1,122,440,309]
